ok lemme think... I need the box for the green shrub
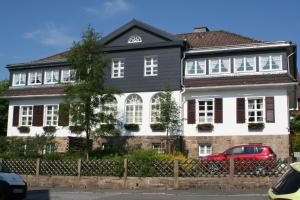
[197,123,214,131]
[0,137,8,153]
[248,123,264,130]
[43,126,56,133]
[18,126,30,133]
[150,123,166,131]
[69,125,84,134]
[292,135,300,152]
[124,124,139,131]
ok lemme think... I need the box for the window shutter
[236,98,245,123]
[33,105,44,126]
[266,97,275,123]
[58,104,70,126]
[187,99,196,124]
[12,106,20,127]
[214,98,223,123]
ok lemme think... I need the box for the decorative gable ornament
[128,35,142,44]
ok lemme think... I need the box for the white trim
[198,144,212,157]
[197,98,214,124]
[44,70,59,84]
[12,72,26,87]
[144,56,158,77]
[61,68,76,83]
[19,105,33,127]
[209,57,231,75]
[111,58,125,78]
[245,97,265,123]
[43,104,59,126]
[150,93,162,123]
[0,94,66,99]
[125,94,143,124]
[185,59,206,77]
[233,56,256,73]
[259,54,283,72]
[28,71,42,86]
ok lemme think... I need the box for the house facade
[1,19,298,158]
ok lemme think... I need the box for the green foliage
[64,26,120,158]
[291,113,300,133]
[124,124,139,131]
[69,125,84,134]
[248,123,265,130]
[197,123,214,131]
[292,135,300,152]
[150,123,166,131]
[43,126,56,133]
[95,124,119,136]
[18,126,30,133]
[0,80,9,136]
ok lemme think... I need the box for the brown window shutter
[58,104,70,126]
[187,99,196,124]
[13,106,20,127]
[266,97,275,123]
[236,98,245,123]
[33,105,44,126]
[214,98,223,123]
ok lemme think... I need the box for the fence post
[229,158,234,178]
[174,160,179,189]
[77,159,82,178]
[123,159,128,179]
[36,158,40,177]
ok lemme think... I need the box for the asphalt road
[26,188,270,200]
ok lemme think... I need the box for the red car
[203,144,277,174]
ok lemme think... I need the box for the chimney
[193,26,209,33]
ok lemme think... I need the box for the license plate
[13,189,24,194]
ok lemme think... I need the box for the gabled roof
[101,19,184,44]
[177,30,262,48]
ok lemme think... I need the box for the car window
[272,168,300,195]
[257,147,264,153]
[244,147,257,154]
[227,147,244,155]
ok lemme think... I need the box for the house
[1,19,297,158]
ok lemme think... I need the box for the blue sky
[0,0,299,80]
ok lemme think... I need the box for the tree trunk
[85,101,91,160]
[166,128,170,154]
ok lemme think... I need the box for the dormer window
[44,70,59,84]
[209,58,230,74]
[185,60,206,76]
[28,71,42,85]
[61,69,76,83]
[234,57,256,73]
[259,54,282,71]
[12,72,26,86]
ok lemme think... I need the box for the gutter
[0,94,66,99]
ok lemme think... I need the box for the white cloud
[22,23,76,48]
[85,0,131,17]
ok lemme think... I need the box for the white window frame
[44,104,59,126]
[152,143,164,154]
[20,105,33,126]
[246,97,265,123]
[234,56,256,73]
[150,93,162,123]
[144,56,158,76]
[199,144,212,157]
[111,58,125,78]
[61,69,76,83]
[12,72,26,86]
[100,96,118,120]
[125,94,143,124]
[185,59,206,76]
[197,99,214,124]
[28,71,42,85]
[209,58,231,74]
[44,70,59,84]
[259,54,283,71]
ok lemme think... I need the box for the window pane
[196,60,205,74]
[211,60,219,73]
[235,58,244,71]
[271,55,281,69]
[245,57,255,71]
[186,61,195,74]
[260,56,270,70]
[220,58,230,72]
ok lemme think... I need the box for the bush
[69,125,84,134]
[292,135,300,152]
[248,123,264,130]
[0,137,8,153]
[150,123,166,131]
[197,123,214,131]
[18,126,30,133]
[291,113,300,133]
[124,124,139,131]
[43,126,56,133]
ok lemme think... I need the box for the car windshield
[272,167,300,195]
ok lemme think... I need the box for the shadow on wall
[26,189,50,200]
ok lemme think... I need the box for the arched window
[101,95,118,116]
[125,94,143,123]
[151,93,162,123]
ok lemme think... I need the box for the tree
[156,87,181,153]
[0,80,9,136]
[64,26,119,159]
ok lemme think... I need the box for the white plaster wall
[182,88,289,136]
[7,91,181,137]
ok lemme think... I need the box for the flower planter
[124,124,139,132]
[197,123,214,132]
[150,123,166,132]
[18,126,30,133]
[69,125,84,134]
[43,126,57,134]
[248,123,264,131]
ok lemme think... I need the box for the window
[150,93,162,123]
[43,143,55,154]
[44,70,59,84]
[125,94,143,124]
[198,99,214,123]
[101,143,113,152]
[28,71,42,85]
[45,105,59,126]
[185,60,206,76]
[152,143,164,153]
[259,55,282,71]
[144,56,158,76]
[227,147,244,155]
[247,98,264,123]
[234,57,256,72]
[199,144,212,157]
[20,106,33,126]
[111,59,124,78]
[101,95,118,117]
[61,69,76,83]
[209,58,230,74]
[13,72,26,86]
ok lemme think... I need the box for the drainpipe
[287,50,296,81]
[180,49,187,137]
